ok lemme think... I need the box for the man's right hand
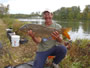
[28,30,41,44]
[28,30,35,37]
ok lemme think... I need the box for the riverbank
[0,18,90,68]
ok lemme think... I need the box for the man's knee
[56,45,67,55]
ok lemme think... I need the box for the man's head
[43,10,53,20]
[43,11,50,14]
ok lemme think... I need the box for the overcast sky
[0,0,90,14]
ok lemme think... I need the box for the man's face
[43,12,53,20]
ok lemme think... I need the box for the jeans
[32,45,67,68]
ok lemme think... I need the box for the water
[18,19,90,41]
[56,20,90,41]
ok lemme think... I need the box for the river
[18,18,90,41]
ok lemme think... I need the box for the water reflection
[19,18,44,24]
[69,25,90,41]
[57,20,90,41]
[18,19,90,41]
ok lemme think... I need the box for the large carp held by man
[18,24,71,40]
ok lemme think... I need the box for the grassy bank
[0,18,37,68]
[0,18,90,68]
[60,39,90,68]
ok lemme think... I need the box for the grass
[59,39,90,68]
[0,18,36,68]
[0,18,90,68]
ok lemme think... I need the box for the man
[28,10,67,68]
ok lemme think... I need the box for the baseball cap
[43,9,52,14]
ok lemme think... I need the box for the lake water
[18,19,90,41]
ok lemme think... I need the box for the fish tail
[62,28,71,39]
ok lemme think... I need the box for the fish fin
[51,36,57,40]
[62,28,71,39]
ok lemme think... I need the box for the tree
[0,4,9,18]
[82,5,90,20]
[53,6,81,20]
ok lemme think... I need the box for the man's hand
[28,30,41,44]
[51,31,62,43]
[51,31,60,40]
[28,30,35,37]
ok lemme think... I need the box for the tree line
[0,3,90,20]
[53,5,90,20]
[10,12,41,19]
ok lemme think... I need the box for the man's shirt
[37,22,62,52]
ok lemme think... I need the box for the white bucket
[11,35,20,47]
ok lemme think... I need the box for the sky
[0,0,90,14]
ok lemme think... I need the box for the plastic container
[11,35,20,47]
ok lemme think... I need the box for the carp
[18,24,71,39]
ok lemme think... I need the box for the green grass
[59,39,90,68]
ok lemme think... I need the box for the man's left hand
[51,31,60,40]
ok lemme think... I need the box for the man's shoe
[52,63,59,68]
